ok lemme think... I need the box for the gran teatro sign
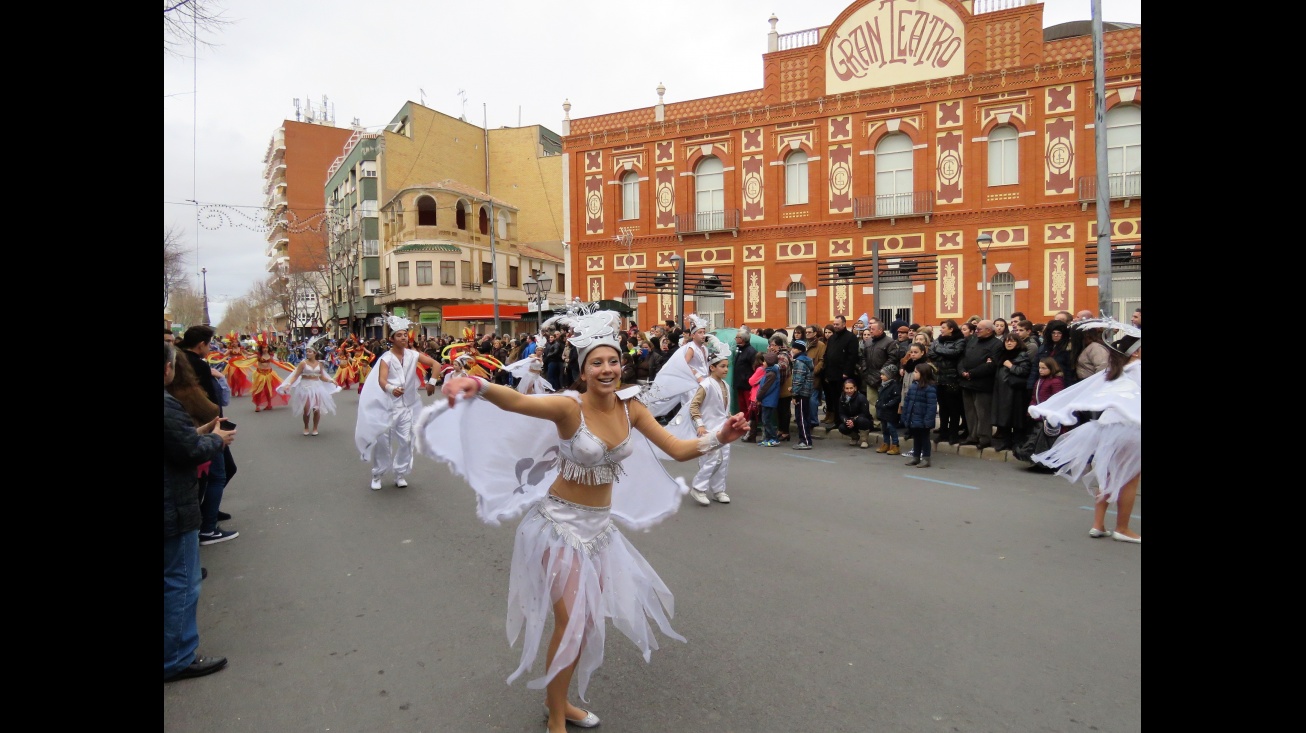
[826,0,965,94]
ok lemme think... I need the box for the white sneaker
[370,478,382,491]
[395,477,408,488]
[713,492,731,504]
[689,488,710,506]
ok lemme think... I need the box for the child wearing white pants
[688,353,733,506]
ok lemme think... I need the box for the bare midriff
[548,477,614,509]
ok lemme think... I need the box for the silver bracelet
[695,430,723,455]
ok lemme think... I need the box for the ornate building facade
[561,0,1141,330]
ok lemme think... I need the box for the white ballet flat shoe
[542,705,600,728]
[1111,531,1141,544]
[1088,528,1110,538]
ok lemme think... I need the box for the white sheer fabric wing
[1028,361,1141,427]
[354,358,393,461]
[642,346,700,417]
[415,395,560,527]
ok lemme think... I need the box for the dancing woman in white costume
[424,308,749,733]
[277,344,341,435]
[1028,317,1142,543]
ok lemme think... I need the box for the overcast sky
[163,0,1141,325]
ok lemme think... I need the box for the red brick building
[562,0,1141,330]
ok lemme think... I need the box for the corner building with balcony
[341,102,566,339]
[562,0,1141,331]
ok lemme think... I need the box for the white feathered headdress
[568,309,623,365]
[686,313,709,333]
[705,335,731,365]
[384,311,413,333]
[1073,314,1141,355]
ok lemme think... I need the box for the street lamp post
[668,254,685,328]
[201,267,211,326]
[976,233,993,323]
[524,270,553,332]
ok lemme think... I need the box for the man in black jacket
[164,341,236,682]
[858,318,899,428]
[179,325,239,545]
[958,320,1004,449]
[821,315,860,427]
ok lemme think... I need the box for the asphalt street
[164,382,1141,733]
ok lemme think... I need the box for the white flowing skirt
[506,494,685,702]
[1033,420,1140,503]
[289,379,341,416]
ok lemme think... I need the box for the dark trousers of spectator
[837,415,874,437]
[792,396,812,445]
[881,418,899,447]
[777,395,792,437]
[908,427,933,457]
[823,378,852,423]
[961,390,994,448]
[760,406,778,442]
[937,385,965,440]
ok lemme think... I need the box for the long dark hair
[167,351,220,425]
[1106,336,1139,380]
[913,362,937,387]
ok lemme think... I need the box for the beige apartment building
[362,103,567,339]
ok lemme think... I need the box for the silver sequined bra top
[557,399,635,485]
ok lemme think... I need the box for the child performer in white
[687,347,734,506]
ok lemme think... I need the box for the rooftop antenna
[420,88,426,106]
[293,98,301,122]
[458,89,467,121]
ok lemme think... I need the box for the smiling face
[582,345,622,392]
[843,381,858,397]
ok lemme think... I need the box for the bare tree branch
[164,0,233,57]
[164,225,193,309]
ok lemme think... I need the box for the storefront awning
[441,304,528,321]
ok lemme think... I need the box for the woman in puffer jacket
[928,319,965,444]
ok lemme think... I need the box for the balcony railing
[777,27,819,50]
[1078,172,1142,203]
[853,191,935,222]
[461,282,483,292]
[674,208,739,237]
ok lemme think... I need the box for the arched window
[478,206,490,235]
[1106,105,1141,198]
[497,210,510,239]
[621,288,639,315]
[784,150,808,205]
[990,272,1015,323]
[694,156,724,231]
[787,281,807,326]
[416,195,437,226]
[987,125,1019,186]
[621,171,639,221]
[694,279,725,331]
[455,200,468,230]
[874,133,914,217]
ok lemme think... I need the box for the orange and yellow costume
[250,334,294,411]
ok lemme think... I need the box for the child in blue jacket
[900,362,939,467]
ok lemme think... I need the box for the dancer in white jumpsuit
[355,315,441,490]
